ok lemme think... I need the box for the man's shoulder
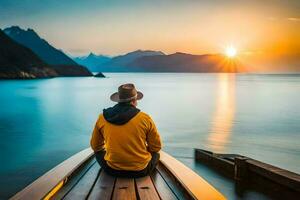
[96,114,105,123]
[138,111,150,117]
[137,111,152,120]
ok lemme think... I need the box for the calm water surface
[0,73,299,199]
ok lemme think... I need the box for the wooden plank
[63,163,100,200]
[11,148,94,200]
[160,151,226,200]
[246,159,300,192]
[135,176,160,200]
[112,178,136,200]
[52,159,96,200]
[88,170,116,200]
[151,169,178,200]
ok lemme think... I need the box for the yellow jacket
[90,112,162,171]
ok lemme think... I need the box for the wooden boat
[11,148,226,200]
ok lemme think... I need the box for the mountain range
[0,26,97,78]
[90,51,243,74]
[124,52,241,72]
[74,49,244,73]
[0,26,245,75]
[0,24,243,78]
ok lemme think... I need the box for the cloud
[287,17,300,22]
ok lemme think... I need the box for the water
[0,73,299,199]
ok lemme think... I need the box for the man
[90,83,162,178]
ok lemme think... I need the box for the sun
[225,46,237,58]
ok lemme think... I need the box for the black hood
[103,103,140,125]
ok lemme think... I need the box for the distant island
[0,26,105,79]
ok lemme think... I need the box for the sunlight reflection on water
[208,74,236,152]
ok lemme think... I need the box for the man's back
[91,110,161,171]
[91,83,162,177]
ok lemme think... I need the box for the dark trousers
[95,150,160,178]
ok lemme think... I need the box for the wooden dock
[195,148,300,199]
[10,148,225,200]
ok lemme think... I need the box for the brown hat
[110,83,143,102]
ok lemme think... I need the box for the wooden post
[234,157,249,196]
[234,156,249,182]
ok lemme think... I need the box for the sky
[0,0,300,61]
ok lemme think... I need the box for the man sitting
[90,83,162,177]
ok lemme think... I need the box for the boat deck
[52,158,185,200]
[11,148,225,200]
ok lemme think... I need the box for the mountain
[94,51,243,74]
[4,26,77,66]
[3,26,93,77]
[126,52,242,72]
[0,27,93,78]
[96,50,165,72]
[0,29,58,78]
[73,53,111,72]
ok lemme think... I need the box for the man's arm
[90,117,105,152]
[147,117,162,152]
